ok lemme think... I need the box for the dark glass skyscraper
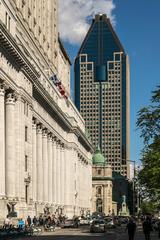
[75,14,130,178]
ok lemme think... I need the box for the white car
[79,218,90,225]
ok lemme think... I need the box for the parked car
[79,218,90,225]
[90,219,106,233]
[61,219,78,228]
[104,217,116,229]
[117,216,129,225]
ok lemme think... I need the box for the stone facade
[92,165,113,216]
[0,0,93,219]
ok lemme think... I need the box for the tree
[140,201,156,215]
[137,86,160,144]
[136,86,160,205]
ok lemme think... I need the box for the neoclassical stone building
[92,148,113,216]
[0,0,93,219]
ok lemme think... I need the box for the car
[90,219,106,233]
[61,219,78,228]
[79,218,90,225]
[117,216,129,225]
[104,217,117,229]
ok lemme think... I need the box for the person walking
[157,220,160,239]
[142,216,152,240]
[32,216,37,226]
[126,218,137,240]
[18,218,25,231]
[27,215,32,226]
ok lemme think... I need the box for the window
[97,187,102,195]
[5,12,8,27]
[8,16,10,31]
[25,126,28,142]
[25,155,28,172]
[24,101,29,116]
[98,169,101,175]
[25,185,28,203]
[5,12,11,31]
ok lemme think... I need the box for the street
[16,225,160,240]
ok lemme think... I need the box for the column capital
[5,92,16,105]
[61,143,65,151]
[32,118,37,129]
[42,128,48,138]
[37,124,42,134]
[56,139,61,148]
[47,133,53,142]
[52,136,57,145]
[0,82,5,97]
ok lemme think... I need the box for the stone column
[60,145,65,205]
[52,137,57,204]
[5,92,16,198]
[36,124,43,202]
[42,129,48,203]
[57,142,61,204]
[63,146,66,206]
[64,147,69,214]
[47,133,53,203]
[0,83,5,196]
[57,141,61,205]
[32,119,37,201]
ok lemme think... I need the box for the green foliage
[137,86,160,144]
[136,86,160,205]
[141,201,156,215]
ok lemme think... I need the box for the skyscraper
[75,14,130,178]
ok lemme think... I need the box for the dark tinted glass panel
[95,65,106,82]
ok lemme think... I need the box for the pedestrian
[18,218,25,231]
[158,220,160,238]
[32,216,37,226]
[27,215,32,226]
[39,215,43,226]
[126,217,136,240]
[142,216,152,240]
[4,215,10,228]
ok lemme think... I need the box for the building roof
[92,146,106,165]
[77,14,125,57]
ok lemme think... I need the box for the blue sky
[59,0,160,164]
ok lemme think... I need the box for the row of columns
[32,119,66,206]
[0,81,92,216]
[76,153,92,212]
[0,83,16,199]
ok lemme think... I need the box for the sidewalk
[118,225,160,240]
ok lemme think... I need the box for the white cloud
[59,0,116,45]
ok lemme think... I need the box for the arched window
[96,198,103,212]
[96,186,102,195]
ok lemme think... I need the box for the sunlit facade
[0,0,93,220]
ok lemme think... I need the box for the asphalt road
[15,225,160,240]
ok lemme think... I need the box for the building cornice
[0,20,40,82]
[0,20,93,153]
[92,177,113,181]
